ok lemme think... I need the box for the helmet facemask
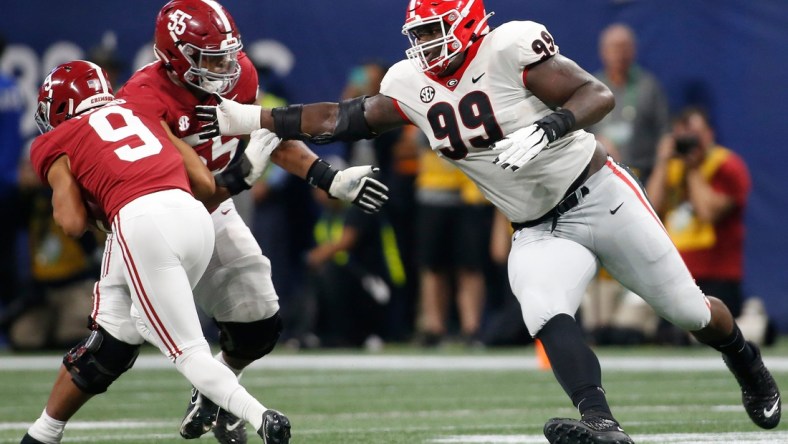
[403,12,462,75]
[34,100,55,134]
[179,40,243,95]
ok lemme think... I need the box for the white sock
[215,351,244,378]
[177,349,264,428]
[28,409,66,444]
[225,386,266,431]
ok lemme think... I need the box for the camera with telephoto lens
[674,135,700,155]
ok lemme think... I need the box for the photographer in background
[646,107,771,344]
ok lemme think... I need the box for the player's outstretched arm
[196,93,407,143]
[269,140,390,214]
[46,156,88,237]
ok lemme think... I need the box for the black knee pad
[217,312,282,361]
[63,326,140,394]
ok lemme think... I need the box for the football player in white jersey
[197,0,781,442]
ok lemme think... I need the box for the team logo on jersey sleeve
[420,86,435,103]
[178,115,190,132]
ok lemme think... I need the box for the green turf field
[2,342,787,443]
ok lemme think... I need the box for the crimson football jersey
[117,52,258,173]
[30,95,191,221]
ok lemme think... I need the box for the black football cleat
[723,341,781,429]
[213,408,248,444]
[180,387,220,439]
[544,415,634,444]
[257,409,291,444]
[20,434,45,444]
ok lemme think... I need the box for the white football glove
[196,95,262,138]
[329,165,390,214]
[215,129,280,195]
[491,123,550,171]
[243,129,280,184]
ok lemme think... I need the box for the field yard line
[429,431,788,443]
[3,354,788,371]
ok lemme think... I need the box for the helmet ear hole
[55,102,67,115]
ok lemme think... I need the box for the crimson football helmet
[402,0,493,75]
[154,0,243,95]
[35,60,115,133]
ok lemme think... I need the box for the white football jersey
[380,21,596,222]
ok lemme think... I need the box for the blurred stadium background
[2,0,787,329]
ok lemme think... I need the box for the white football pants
[509,158,712,336]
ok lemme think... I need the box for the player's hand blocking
[329,166,390,214]
[243,129,280,184]
[215,128,280,195]
[491,124,549,171]
[196,95,262,139]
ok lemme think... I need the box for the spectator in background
[0,150,100,351]
[4,206,98,351]
[583,23,670,344]
[591,23,669,181]
[245,50,321,349]
[303,156,401,349]
[647,106,761,343]
[0,34,25,329]
[342,60,421,342]
[414,147,491,347]
[88,32,125,87]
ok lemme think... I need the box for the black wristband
[306,158,338,192]
[534,109,576,143]
[271,104,304,140]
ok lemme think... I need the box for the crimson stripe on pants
[113,219,182,358]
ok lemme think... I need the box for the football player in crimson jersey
[21,60,291,444]
[114,1,387,442]
[200,0,781,442]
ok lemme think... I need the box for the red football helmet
[154,0,243,95]
[35,60,115,133]
[402,0,493,75]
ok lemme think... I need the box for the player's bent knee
[217,312,283,360]
[63,326,140,394]
[661,297,712,332]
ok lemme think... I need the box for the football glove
[196,95,262,139]
[215,129,280,195]
[492,109,576,171]
[491,124,549,171]
[329,166,390,214]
